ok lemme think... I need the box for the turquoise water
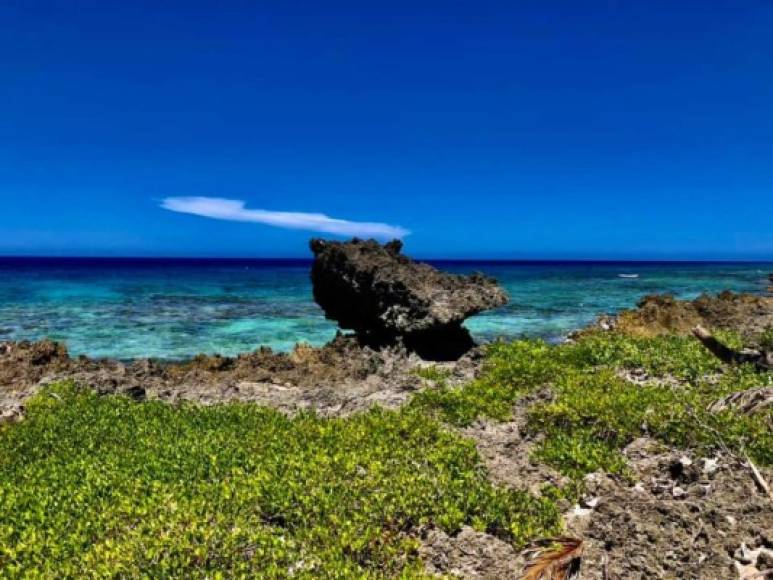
[0,258,769,360]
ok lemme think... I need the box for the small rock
[757,548,773,570]
[702,457,719,475]
[568,505,592,519]
[0,406,24,424]
[734,544,754,565]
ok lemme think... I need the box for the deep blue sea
[0,258,770,360]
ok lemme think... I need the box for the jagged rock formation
[0,336,481,423]
[310,238,509,360]
[589,291,773,339]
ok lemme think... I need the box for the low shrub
[416,332,771,479]
[0,383,560,577]
[559,331,726,380]
[1,330,770,576]
[413,365,452,383]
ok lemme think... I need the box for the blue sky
[1,1,772,259]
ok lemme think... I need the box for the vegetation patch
[413,365,452,384]
[0,383,559,577]
[411,340,559,425]
[415,332,772,479]
[1,330,771,576]
[529,364,772,476]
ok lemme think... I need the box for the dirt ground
[420,403,773,580]
[420,526,527,579]
[460,388,569,496]
[573,439,773,579]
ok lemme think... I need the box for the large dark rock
[310,238,508,360]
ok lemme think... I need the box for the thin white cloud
[161,197,410,239]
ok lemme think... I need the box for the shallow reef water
[0,258,769,360]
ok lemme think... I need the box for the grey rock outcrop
[310,238,508,360]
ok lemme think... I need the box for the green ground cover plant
[410,340,560,425]
[1,330,770,577]
[0,383,559,578]
[413,365,452,384]
[529,365,772,477]
[414,331,772,478]
[539,334,771,475]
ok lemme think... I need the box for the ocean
[0,258,769,360]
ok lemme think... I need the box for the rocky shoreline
[1,238,509,423]
[1,241,771,579]
[0,334,484,425]
[3,286,770,426]
[2,289,771,578]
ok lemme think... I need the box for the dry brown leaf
[521,537,583,580]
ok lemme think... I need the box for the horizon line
[0,254,771,265]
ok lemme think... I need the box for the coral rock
[310,238,508,359]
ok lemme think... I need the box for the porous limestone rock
[310,238,508,360]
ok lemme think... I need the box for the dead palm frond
[521,537,584,580]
